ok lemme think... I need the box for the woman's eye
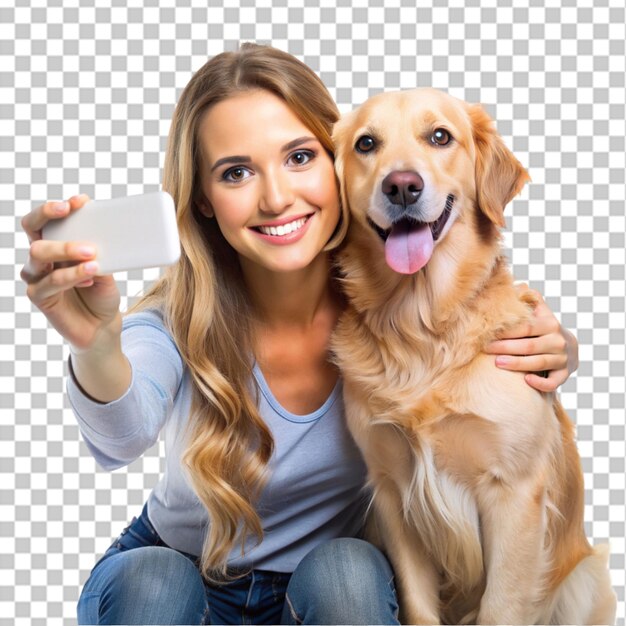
[431,128,452,146]
[223,167,250,182]
[288,150,315,166]
[355,135,376,153]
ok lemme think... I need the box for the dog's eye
[355,135,376,153]
[431,129,452,146]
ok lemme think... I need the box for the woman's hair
[127,43,343,582]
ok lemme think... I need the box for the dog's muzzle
[367,193,456,275]
[368,194,456,244]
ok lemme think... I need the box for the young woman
[20,43,579,625]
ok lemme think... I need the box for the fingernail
[53,201,68,213]
[78,245,96,257]
[84,261,99,274]
[495,356,511,366]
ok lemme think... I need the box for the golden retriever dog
[331,88,616,625]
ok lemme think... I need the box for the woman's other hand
[484,284,579,392]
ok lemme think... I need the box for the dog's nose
[382,171,424,206]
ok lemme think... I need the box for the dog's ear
[332,111,357,185]
[331,111,358,218]
[469,104,530,227]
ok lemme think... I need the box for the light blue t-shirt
[66,309,369,572]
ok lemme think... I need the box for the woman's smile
[250,213,314,243]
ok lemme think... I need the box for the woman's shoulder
[120,306,185,368]
[122,306,174,341]
[123,305,165,324]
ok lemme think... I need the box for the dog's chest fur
[332,285,559,613]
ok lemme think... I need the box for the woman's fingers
[21,194,94,284]
[21,200,70,243]
[492,352,568,374]
[524,369,568,393]
[25,260,100,306]
[485,332,567,358]
[485,311,561,343]
[21,239,97,284]
[21,194,90,243]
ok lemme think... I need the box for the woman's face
[196,90,340,274]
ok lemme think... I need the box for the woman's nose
[258,170,295,214]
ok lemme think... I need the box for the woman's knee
[78,546,208,624]
[283,538,399,625]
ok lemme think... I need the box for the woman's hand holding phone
[21,194,122,354]
[21,193,132,403]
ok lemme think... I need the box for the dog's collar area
[367,194,455,243]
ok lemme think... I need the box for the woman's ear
[196,193,214,218]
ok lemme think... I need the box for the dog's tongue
[384,220,433,274]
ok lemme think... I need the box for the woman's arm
[484,284,579,392]
[67,311,184,470]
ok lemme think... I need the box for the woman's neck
[240,252,342,331]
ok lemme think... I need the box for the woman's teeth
[257,217,307,237]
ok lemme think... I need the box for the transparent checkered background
[1,0,624,623]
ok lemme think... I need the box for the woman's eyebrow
[210,155,252,173]
[282,136,318,151]
[209,136,317,173]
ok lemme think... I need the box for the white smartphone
[42,191,181,275]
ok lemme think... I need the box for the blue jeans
[77,503,400,624]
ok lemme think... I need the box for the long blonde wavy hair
[127,43,346,582]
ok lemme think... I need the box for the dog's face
[333,88,529,274]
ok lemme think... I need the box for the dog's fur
[331,88,616,624]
